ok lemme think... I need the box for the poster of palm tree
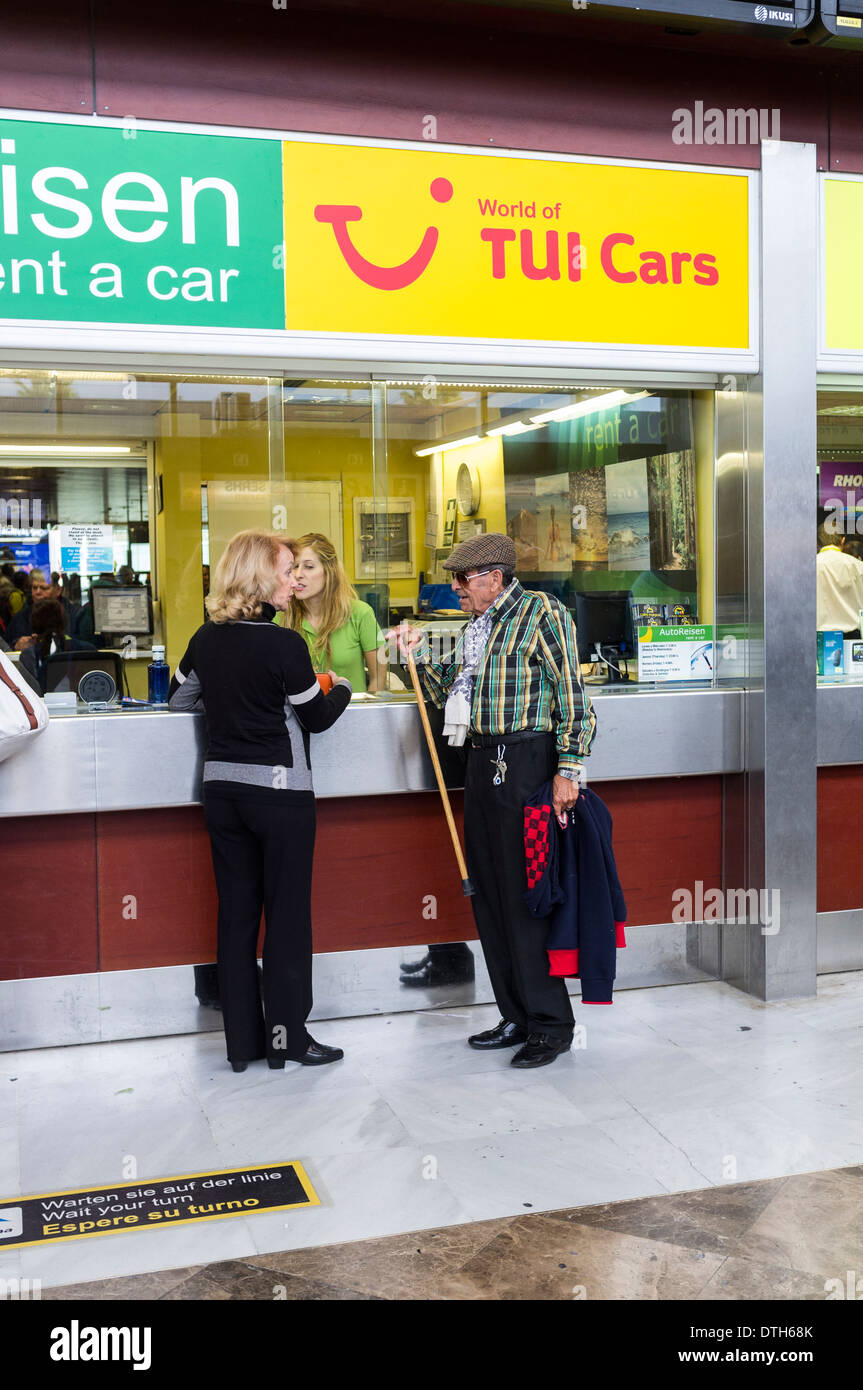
[647,450,697,571]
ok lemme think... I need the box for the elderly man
[4,569,80,650]
[394,533,596,1069]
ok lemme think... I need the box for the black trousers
[203,785,316,1063]
[464,733,574,1040]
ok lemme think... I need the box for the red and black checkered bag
[523,780,566,917]
[524,800,553,891]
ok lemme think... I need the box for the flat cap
[443,531,517,573]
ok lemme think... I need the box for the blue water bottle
[148,644,170,705]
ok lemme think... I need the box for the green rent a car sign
[0,117,284,328]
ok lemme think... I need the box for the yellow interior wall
[438,436,506,540]
[278,433,424,606]
[156,416,270,671]
[156,425,432,669]
[693,390,715,625]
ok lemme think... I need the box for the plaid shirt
[418,580,596,768]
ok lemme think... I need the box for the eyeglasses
[453,568,495,586]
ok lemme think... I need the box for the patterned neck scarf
[443,581,514,745]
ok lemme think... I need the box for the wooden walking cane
[406,646,475,897]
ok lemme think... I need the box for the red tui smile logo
[314,177,453,290]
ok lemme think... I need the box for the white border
[0,106,760,374]
[818,170,863,374]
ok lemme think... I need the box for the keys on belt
[490,745,507,785]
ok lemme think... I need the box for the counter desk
[1,682,857,1048]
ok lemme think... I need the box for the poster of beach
[605,457,651,570]
[505,476,539,571]
[569,466,608,569]
[535,472,572,572]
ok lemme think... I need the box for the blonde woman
[168,530,351,1071]
[287,533,386,693]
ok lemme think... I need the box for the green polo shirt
[299,598,385,692]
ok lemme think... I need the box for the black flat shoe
[467,1020,528,1050]
[291,1038,344,1066]
[267,1059,285,1070]
[401,961,475,988]
[510,1033,572,1069]
[229,1061,248,1073]
[399,954,431,975]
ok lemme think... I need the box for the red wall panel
[96,806,220,972]
[0,2,854,172]
[817,766,863,913]
[85,10,830,170]
[601,776,722,924]
[0,813,98,979]
[0,6,92,116]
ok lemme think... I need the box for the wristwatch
[557,766,584,784]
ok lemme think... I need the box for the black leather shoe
[399,954,431,975]
[510,1033,572,1068]
[401,960,475,988]
[467,1020,528,1050]
[291,1038,344,1066]
[229,1060,248,1073]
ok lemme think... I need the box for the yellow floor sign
[0,1162,319,1249]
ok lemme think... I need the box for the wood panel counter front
[0,778,723,979]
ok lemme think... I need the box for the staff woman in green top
[288,532,386,692]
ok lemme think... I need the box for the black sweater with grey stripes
[167,602,351,791]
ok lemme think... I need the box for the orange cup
[316,672,333,694]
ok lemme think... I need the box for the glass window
[0,368,274,698]
[0,366,731,701]
[382,378,719,689]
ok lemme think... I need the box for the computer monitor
[573,591,633,683]
[44,651,124,696]
[91,585,152,636]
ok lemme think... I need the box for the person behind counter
[168,529,352,1072]
[4,569,81,650]
[18,598,96,694]
[287,532,386,693]
[0,565,27,622]
[817,522,863,638]
[0,578,15,636]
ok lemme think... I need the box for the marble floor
[40,1163,863,1300]
[2,971,863,1294]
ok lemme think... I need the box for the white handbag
[0,647,49,763]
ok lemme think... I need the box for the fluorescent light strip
[0,444,133,455]
[413,390,652,455]
[415,434,482,457]
[485,420,538,438]
[529,389,648,426]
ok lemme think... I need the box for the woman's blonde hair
[287,532,356,668]
[205,530,295,624]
